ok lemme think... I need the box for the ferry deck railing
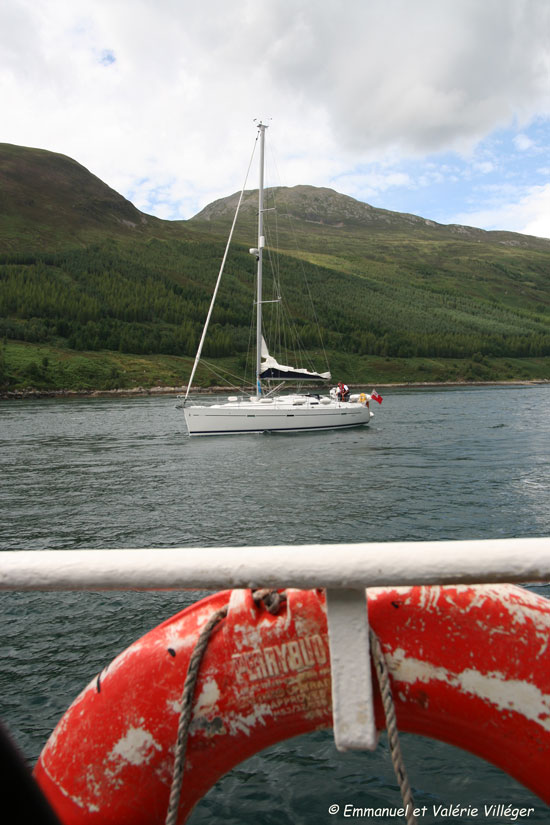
[2,537,550,752]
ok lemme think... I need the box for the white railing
[1,537,549,591]
[2,538,549,752]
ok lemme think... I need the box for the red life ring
[34,584,550,824]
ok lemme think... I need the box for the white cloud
[452,183,550,238]
[514,133,536,151]
[332,170,412,202]
[2,0,550,221]
[473,161,496,175]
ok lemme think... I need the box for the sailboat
[181,122,379,436]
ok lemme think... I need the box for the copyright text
[327,803,536,820]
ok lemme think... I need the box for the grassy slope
[192,185,550,320]
[3,340,550,396]
[0,142,190,249]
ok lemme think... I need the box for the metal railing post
[326,588,378,751]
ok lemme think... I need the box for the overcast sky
[3,0,550,237]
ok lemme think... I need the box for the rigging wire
[183,131,259,402]
[267,145,332,377]
[263,197,310,371]
[198,359,254,392]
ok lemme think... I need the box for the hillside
[191,184,550,353]
[0,142,192,249]
[1,143,550,392]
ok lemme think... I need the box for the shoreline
[2,379,549,400]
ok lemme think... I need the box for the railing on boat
[2,538,549,752]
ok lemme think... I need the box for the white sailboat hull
[183,396,373,436]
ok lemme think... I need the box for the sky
[2,0,550,237]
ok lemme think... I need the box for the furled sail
[259,338,331,381]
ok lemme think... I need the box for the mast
[255,121,267,398]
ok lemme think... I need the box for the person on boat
[337,382,350,402]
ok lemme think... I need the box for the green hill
[0,143,149,248]
[192,183,550,317]
[1,143,549,392]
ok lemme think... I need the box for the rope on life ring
[34,584,550,824]
[164,604,227,825]
[165,589,289,825]
[370,627,416,825]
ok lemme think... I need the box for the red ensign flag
[371,390,383,404]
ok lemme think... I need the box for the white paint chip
[108,726,162,767]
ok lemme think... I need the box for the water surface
[1,385,549,823]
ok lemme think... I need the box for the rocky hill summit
[192,183,550,249]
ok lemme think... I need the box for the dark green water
[1,386,550,824]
